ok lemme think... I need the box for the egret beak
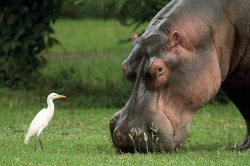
[58,95,66,98]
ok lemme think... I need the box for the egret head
[48,93,67,100]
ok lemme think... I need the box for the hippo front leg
[222,81,250,151]
[236,131,250,151]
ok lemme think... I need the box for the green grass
[49,19,146,54]
[0,103,249,165]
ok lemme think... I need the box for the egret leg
[34,138,37,152]
[39,138,44,151]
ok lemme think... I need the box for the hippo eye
[158,66,163,73]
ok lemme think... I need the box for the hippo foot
[236,136,250,151]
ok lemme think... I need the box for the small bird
[24,93,66,152]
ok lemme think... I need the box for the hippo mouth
[109,109,180,153]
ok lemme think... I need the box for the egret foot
[34,138,44,152]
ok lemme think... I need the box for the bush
[104,0,170,28]
[0,0,62,88]
[60,0,105,19]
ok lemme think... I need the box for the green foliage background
[61,0,105,19]
[104,0,169,27]
[0,0,62,88]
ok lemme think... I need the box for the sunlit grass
[49,19,146,54]
[0,103,249,165]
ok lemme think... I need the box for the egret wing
[26,108,49,138]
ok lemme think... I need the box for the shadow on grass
[180,142,236,153]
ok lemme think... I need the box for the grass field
[40,19,147,108]
[1,19,250,165]
[0,103,249,165]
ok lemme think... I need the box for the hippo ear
[132,33,139,44]
[170,31,179,46]
[170,31,194,51]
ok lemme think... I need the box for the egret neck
[47,97,55,117]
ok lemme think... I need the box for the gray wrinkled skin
[110,0,250,153]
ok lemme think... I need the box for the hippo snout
[109,110,177,153]
[109,114,139,153]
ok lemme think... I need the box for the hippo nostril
[110,116,119,130]
[110,118,116,125]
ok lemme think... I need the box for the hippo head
[110,25,221,153]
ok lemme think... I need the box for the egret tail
[24,134,30,144]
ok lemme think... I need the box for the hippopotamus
[109,0,250,153]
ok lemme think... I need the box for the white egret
[24,93,66,152]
